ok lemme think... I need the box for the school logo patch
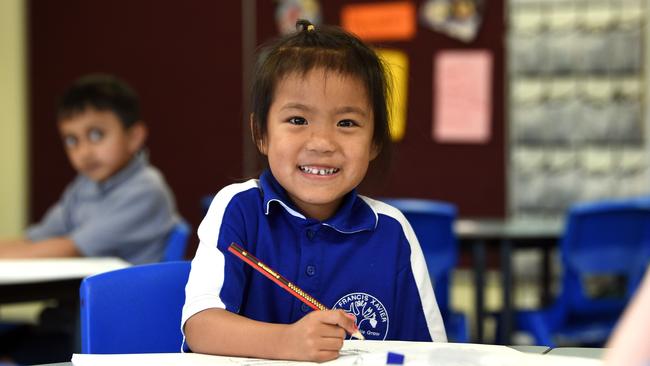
[333,292,389,340]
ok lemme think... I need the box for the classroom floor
[451,249,556,344]
[0,301,48,325]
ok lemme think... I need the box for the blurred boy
[0,74,181,363]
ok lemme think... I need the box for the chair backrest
[560,198,650,316]
[380,198,458,312]
[79,261,191,354]
[162,219,191,262]
[201,194,215,215]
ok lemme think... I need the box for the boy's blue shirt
[182,169,446,347]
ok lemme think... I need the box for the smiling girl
[182,20,446,362]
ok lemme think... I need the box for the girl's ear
[250,113,268,155]
[370,142,380,161]
[127,122,148,153]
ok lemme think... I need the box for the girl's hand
[281,309,358,362]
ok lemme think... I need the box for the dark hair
[250,19,392,159]
[57,74,140,129]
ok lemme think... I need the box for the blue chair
[512,198,650,347]
[201,194,215,215]
[380,198,469,342]
[162,219,191,262]
[79,261,191,353]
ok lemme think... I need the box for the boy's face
[259,68,377,221]
[58,108,145,183]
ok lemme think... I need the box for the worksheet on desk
[71,340,603,366]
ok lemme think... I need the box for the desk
[510,345,551,354]
[547,347,606,359]
[0,258,130,305]
[37,348,550,366]
[47,343,602,366]
[456,218,564,343]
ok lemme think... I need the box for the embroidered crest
[333,292,389,340]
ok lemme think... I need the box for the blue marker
[386,351,405,365]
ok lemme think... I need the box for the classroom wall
[28,1,244,247]
[28,1,506,252]
[0,0,27,236]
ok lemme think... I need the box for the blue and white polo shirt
[182,170,446,344]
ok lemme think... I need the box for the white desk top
[547,347,606,359]
[0,257,130,285]
[71,341,603,366]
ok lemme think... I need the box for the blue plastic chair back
[380,198,467,341]
[79,261,191,354]
[162,219,191,262]
[560,198,650,316]
[381,198,458,310]
[201,194,215,215]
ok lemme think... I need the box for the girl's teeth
[300,166,339,175]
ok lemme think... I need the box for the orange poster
[433,50,492,143]
[341,1,416,42]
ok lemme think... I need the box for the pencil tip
[351,330,365,340]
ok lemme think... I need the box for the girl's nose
[306,126,336,153]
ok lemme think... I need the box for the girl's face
[259,68,378,221]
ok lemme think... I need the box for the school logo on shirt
[333,292,389,340]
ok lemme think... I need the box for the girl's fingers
[318,334,345,351]
[314,350,341,363]
[319,323,347,339]
[317,309,360,338]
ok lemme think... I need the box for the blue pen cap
[386,351,405,365]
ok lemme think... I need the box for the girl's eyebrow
[280,103,368,117]
[280,102,312,112]
[333,106,368,117]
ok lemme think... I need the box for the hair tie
[296,19,315,33]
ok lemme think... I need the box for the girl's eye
[63,135,78,148]
[288,117,307,125]
[337,119,357,128]
[88,128,104,142]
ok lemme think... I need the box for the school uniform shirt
[182,170,447,347]
[26,152,179,265]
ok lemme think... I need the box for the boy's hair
[251,20,392,157]
[57,74,140,129]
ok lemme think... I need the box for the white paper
[71,340,603,366]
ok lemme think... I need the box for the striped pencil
[228,242,364,340]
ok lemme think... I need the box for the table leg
[542,244,551,306]
[501,239,513,344]
[473,240,486,343]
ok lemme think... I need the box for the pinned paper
[377,49,409,142]
[341,1,416,42]
[420,0,484,42]
[433,50,492,143]
[275,0,322,35]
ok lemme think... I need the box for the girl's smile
[298,165,340,176]
[259,68,378,221]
